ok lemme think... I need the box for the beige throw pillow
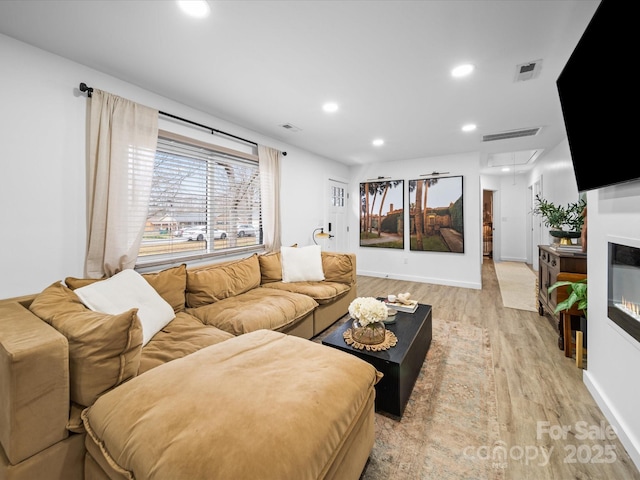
[140,264,187,313]
[29,282,143,407]
[258,251,282,284]
[186,254,261,308]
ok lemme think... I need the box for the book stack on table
[381,298,419,314]
[550,243,585,255]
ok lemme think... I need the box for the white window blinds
[137,133,262,267]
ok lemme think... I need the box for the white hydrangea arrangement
[348,297,388,326]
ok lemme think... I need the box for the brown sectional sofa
[0,250,376,480]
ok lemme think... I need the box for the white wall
[280,154,349,248]
[584,181,640,469]
[3,23,640,473]
[0,34,348,297]
[0,31,480,297]
[524,139,640,468]
[495,174,530,263]
[349,152,482,290]
[1,35,87,297]
[527,138,581,257]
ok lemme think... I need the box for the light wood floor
[355,258,640,479]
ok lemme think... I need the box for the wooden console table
[537,245,587,349]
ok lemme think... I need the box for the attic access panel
[487,150,542,168]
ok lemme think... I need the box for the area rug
[315,319,503,479]
[494,261,537,312]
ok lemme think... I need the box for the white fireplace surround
[583,194,640,472]
[606,235,640,351]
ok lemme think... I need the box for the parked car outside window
[237,224,256,237]
[182,226,207,241]
[182,226,228,241]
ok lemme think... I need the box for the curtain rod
[78,82,259,148]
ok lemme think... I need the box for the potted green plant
[549,277,587,361]
[548,278,587,317]
[533,195,586,243]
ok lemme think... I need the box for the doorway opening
[483,190,494,258]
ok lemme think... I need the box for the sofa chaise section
[1,249,364,479]
[82,330,379,480]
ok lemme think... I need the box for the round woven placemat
[343,328,398,351]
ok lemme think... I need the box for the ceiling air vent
[514,59,543,82]
[483,127,542,142]
[279,123,302,132]
[487,149,542,167]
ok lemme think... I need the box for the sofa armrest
[0,299,69,464]
[321,252,356,285]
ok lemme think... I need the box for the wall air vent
[482,127,542,142]
[514,59,543,82]
[279,123,302,132]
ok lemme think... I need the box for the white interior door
[531,177,543,270]
[325,179,348,252]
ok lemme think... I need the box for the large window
[137,131,262,266]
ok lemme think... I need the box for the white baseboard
[583,370,640,471]
[497,256,528,263]
[356,269,481,290]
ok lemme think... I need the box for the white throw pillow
[281,245,325,283]
[74,269,176,346]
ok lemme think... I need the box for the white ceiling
[0,0,600,175]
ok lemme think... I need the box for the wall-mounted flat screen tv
[556,0,638,192]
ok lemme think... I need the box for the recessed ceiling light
[451,64,475,78]
[372,139,384,147]
[177,0,210,18]
[462,124,477,132]
[322,102,339,113]
[502,167,511,172]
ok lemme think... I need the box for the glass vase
[351,318,386,345]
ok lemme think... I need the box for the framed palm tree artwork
[359,180,404,249]
[408,176,464,253]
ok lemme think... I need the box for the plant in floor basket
[348,297,388,345]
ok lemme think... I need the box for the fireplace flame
[621,296,640,317]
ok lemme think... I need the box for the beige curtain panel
[85,89,158,278]
[258,145,282,252]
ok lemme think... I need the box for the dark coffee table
[322,304,432,418]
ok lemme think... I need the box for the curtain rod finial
[79,82,93,97]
